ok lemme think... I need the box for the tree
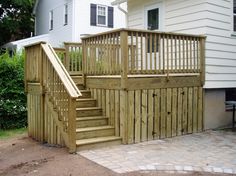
[0,0,35,46]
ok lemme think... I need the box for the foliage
[0,51,27,129]
[0,127,27,139]
[69,50,82,71]
[0,0,35,46]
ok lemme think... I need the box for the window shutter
[90,4,97,26]
[108,6,114,28]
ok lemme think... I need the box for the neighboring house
[112,0,236,129]
[2,34,49,52]
[33,0,127,47]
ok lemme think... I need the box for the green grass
[0,128,27,139]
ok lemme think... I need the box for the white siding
[34,0,126,46]
[73,0,126,42]
[127,0,236,89]
[35,0,73,47]
[204,0,236,88]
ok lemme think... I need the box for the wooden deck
[25,29,206,152]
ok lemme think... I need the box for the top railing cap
[81,28,207,40]
[64,42,82,46]
[24,41,47,48]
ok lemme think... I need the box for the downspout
[117,3,128,27]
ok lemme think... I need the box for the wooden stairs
[72,75,121,151]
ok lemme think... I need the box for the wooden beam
[120,31,128,90]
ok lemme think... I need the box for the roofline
[33,0,39,14]
[111,0,127,6]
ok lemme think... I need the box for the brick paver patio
[79,130,236,174]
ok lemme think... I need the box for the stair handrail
[42,44,82,97]
[41,43,81,153]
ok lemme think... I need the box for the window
[147,8,159,52]
[234,0,236,31]
[64,4,68,25]
[49,10,53,30]
[225,89,236,110]
[147,8,159,30]
[97,5,106,26]
[90,4,114,28]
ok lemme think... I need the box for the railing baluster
[186,37,189,72]
[174,36,177,73]
[171,35,173,72]
[154,33,157,73]
[158,34,161,74]
[131,32,134,73]
[145,33,148,73]
[190,37,193,72]
[162,34,165,74]
[141,33,143,73]
[136,32,139,73]
[150,33,153,73]
[167,34,169,78]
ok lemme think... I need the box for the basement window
[147,8,159,30]
[225,88,236,110]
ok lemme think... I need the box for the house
[2,0,127,51]
[111,0,236,130]
[33,0,127,47]
[2,34,49,52]
[24,0,235,152]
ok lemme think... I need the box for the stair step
[76,126,114,140]
[71,75,83,84]
[77,84,85,90]
[76,136,121,151]
[77,107,102,117]
[76,98,97,108]
[76,116,108,128]
[79,90,91,98]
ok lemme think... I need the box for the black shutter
[90,4,97,26]
[108,6,114,28]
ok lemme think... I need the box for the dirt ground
[0,133,234,176]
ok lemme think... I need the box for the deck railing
[82,28,205,80]
[54,43,83,74]
[25,42,81,152]
[54,47,66,65]
[64,42,83,74]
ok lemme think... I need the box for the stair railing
[25,42,81,153]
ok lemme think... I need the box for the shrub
[0,51,27,129]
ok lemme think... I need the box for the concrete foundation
[204,89,232,130]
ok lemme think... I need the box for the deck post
[64,43,70,71]
[68,97,77,153]
[200,37,206,86]
[82,40,86,86]
[120,30,128,90]
[120,30,129,144]
[25,43,46,143]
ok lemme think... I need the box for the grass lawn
[0,128,27,139]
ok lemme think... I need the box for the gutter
[33,0,39,14]
[118,3,127,15]
[112,0,128,27]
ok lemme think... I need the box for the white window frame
[49,10,53,31]
[97,5,107,26]
[64,4,68,25]
[144,3,163,31]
